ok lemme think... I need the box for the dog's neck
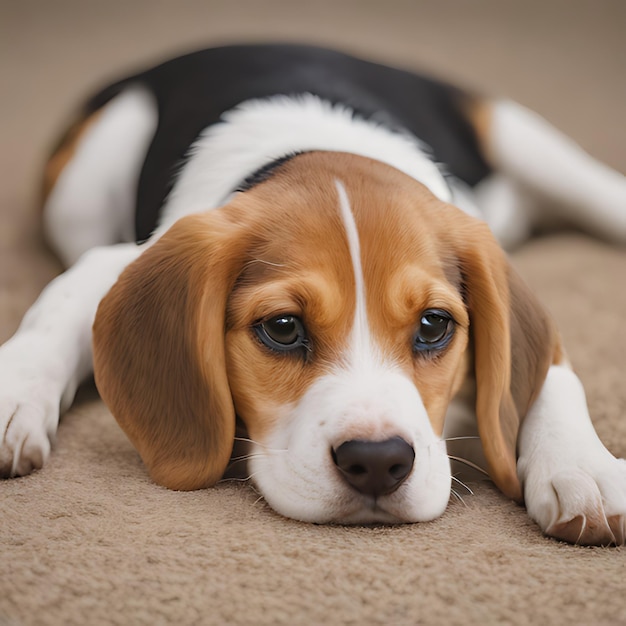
[156,94,454,235]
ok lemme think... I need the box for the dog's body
[1,44,625,544]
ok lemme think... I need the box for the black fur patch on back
[82,44,492,241]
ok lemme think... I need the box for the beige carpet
[1,1,625,624]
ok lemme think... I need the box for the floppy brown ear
[93,210,250,490]
[445,216,560,502]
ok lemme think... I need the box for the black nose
[332,437,415,497]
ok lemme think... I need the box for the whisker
[233,436,259,445]
[227,456,249,466]
[448,455,490,477]
[224,452,277,475]
[218,475,254,484]
[229,453,270,463]
[450,489,467,507]
[443,436,481,442]
[217,470,261,486]
[243,258,286,269]
[451,475,474,495]
[233,436,288,453]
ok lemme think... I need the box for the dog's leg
[43,87,157,267]
[0,243,142,477]
[478,100,626,246]
[517,364,626,545]
[0,85,157,477]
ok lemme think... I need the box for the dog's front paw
[0,338,64,478]
[523,457,626,546]
[0,398,56,477]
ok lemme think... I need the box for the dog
[1,44,625,545]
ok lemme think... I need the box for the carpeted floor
[1,1,625,625]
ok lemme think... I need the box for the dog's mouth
[223,453,411,525]
[330,497,408,525]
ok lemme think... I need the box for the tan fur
[460,95,494,164]
[507,269,562,429]
[446,228,559,501]
[93,151,561,500]
[93,211,253,490]
[224,173,357,442]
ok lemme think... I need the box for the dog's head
[93,152,559,523]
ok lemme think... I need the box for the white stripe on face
[334,179,378,364]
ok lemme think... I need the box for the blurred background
[2,0,625,185]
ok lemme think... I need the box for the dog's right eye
[254,315,308,353]
[413,309,455,354]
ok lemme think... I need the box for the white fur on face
[248,181,451,523]
[335,180,374,364]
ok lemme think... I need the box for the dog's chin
[266,498,405,525]
[257,484,451,526]
[330,502,407,525]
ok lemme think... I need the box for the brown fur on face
[224,154,472,446]
[93,151,561,500]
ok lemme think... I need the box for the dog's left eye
[254,315,308,353]
[414,309,455,353]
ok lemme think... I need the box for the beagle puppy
[1,44,625,545]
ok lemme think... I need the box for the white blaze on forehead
[334,180,376,361]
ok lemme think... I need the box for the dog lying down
[1,44,625,545]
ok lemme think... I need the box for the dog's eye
[254,315,308,353]
[414,309,455,353]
